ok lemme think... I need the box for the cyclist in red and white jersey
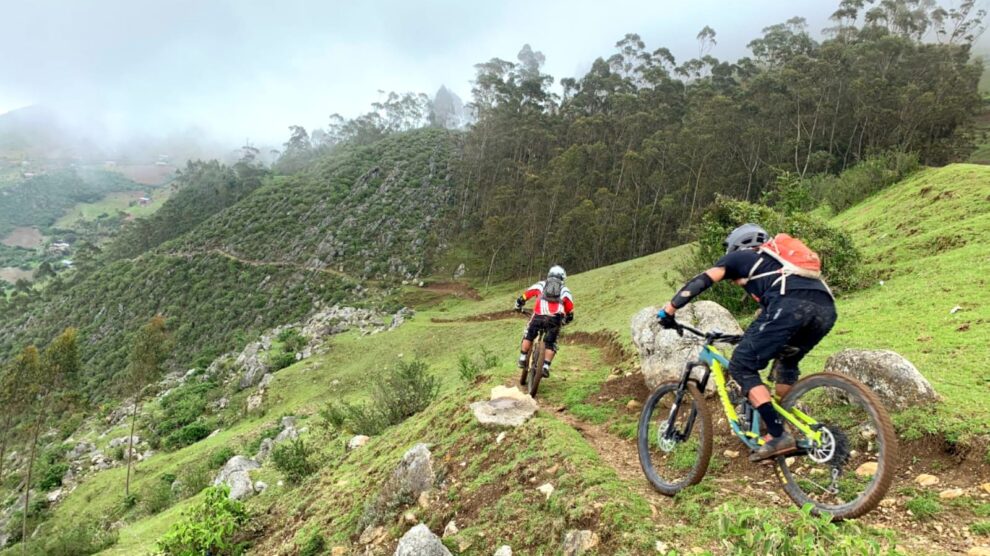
[514,265,574,381]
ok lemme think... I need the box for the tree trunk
[22,424,40,549]
[125,402,139,497]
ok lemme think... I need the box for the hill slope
[11,164,984,555]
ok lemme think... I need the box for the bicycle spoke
[637,382,712,494]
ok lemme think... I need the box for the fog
[0,0,866,151]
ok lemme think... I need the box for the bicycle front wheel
[527,339,545,398]
[777,372,898,520]
[637,381,712,495]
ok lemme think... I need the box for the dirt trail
[166,249,353,279]
[551,371,990,555]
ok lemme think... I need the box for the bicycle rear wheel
[776,372,897,520]
[527,338,545,398]
[637,381,712,495]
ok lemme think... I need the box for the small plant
[157,485,249,556]
[295,523,327,556]
[121,492,139,511]
[112,445,126,461]
[971,521,990,536]
[323,359,440,435]
[457,353,480,382]
[176,463,212,499]
[905,492,942,521]
[268,350,297,371]
[163,421,212,450]
[272,439,317,484]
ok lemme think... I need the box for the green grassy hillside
[4,164,988,555]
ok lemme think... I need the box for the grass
[53,188,171,229]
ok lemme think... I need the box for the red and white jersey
[522,281,574,316]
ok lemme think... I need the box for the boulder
[68,441,95,460]
[392,444,435,498]
[494,546,513,556]
[471,397,538,429]
[348,435,370,450]
[213,455,260,500]
[562,530,600,556]
[109,435,141,449]
[822,350,938,411]
[258,373,274,389]
[631,302,743,394]
[255,438,274,462]
[394,524,452,556]
[246,392,264,412]
[236,342,269,390]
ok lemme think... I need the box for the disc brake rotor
[807,426,837,463]
[657,421,676,453]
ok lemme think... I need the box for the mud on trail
[553,371,990,555]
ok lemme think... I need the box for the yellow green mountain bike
[636,321,897,520]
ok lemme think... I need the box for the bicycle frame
[671,342,824,451]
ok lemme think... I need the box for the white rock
[562,530,600,556]
[631,302,743,394]
[494,546,512,556]
[496,432,507,444]
[395,524,451,556]
[254,481,268,493]
[824,349,939,411]
[348,435,371,450]
[471,396,538,429]
[537,483,555,500]
[213,455,260,500]
[443,520,459,538]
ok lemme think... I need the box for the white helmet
[548,265,566,281]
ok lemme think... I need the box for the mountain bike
[636,320,897,520]
[516,309,563,399]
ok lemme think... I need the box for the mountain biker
[657,223,837,462]
[514,265,574,382]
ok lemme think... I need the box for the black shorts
[523,315,562,351]
[728,290,837,395]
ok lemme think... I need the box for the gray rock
[246,391,264,412]
[453,263,467,280]
[254,481,268,494]
[562,530,600,556]
[68,441,95,460]
[392,444,435,498]
[494,546,512,556]
[108,435,141,449]
[255,438,275,462]
[236,342,269,390]
[258,373,274,389]
[213,455,260,500]
[823,349,939,411]
[631,301,743,394]
[442,520,458,538]
[280,416,297,429]
[394,524,452,556]
[471,396,538,428]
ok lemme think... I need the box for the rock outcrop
[631,301,743,394]
[213,455,260,500]
[823,349,938,411]
[392,444,435,498]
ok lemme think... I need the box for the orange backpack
[746,234,833,297]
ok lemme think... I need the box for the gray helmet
[548,265,566,281]
[724,223,769,254]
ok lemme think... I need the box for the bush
[157,485,249,556]
[905,493,942,521]
[141,475,175,515]
[14,518,118,556]
[175,463,212,500]
[457,353,480,382]
[271,439,316,484]
[815,151,920,213]
[163,421,212,450]
[209,446,237,469]
[324,359,440,435]
[277,328,308,353]
[268,350,297,372]
[681,197,863,314]
[715,502,888,555]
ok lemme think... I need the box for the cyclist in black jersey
[657,223,837,462]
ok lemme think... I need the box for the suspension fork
[662,361,708,441]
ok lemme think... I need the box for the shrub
[972,522,990,536]
[141,475,175,515]
[681,197,863,314]
[209,446,237,469]
[814,151,920,213]
[157,485,249,556]
[457,353,480,382]
[324,359,440,435]
[175,463,212,500]
[15,518,118,556]
[271,439,317,484]
[121,493,139,511]
[277,328,308,353]
[268,350,297,371]
[163,421,212,450]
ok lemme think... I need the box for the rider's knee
[545,341,558,353]
[729,363,763,397]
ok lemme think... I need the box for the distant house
[49,241,71,254]
[138,196,151,206]
[62,259,74,268]
[22,172,35,178]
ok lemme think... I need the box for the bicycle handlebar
[670,320,743,344]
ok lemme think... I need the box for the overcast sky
[0,1,842,146]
